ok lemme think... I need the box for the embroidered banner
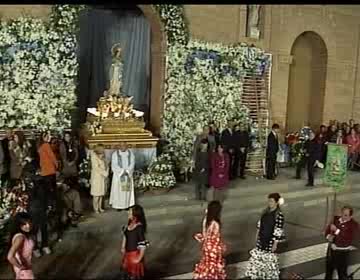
[324,144,348,191]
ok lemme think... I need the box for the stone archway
[286,31,328,132]
[137,5,167,135]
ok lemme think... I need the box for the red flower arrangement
[285,133,299,145]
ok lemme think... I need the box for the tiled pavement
[1,168,360,279]
[310,264,360,279]
[165,243,359,279]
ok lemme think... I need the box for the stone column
[150,41,166,135]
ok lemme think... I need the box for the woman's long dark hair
[13,131,25,149]
[130,204,147,233]
[64,132,76,162]
[8,212,32,249]
[37,131,49,149]
[206,200,222,229]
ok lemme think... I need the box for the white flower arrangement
[0,16,77,130]
[161,39,267,170]
[153,5,189,45]
[138,153,176,190]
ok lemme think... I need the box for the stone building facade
[1,5,359,132]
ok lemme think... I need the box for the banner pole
[324,195,329,232]
[332,191,337,218]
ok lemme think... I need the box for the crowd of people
[0,130,87,259]
[3,117,360,280]
[0,128,145,279]
[264,119,360,187]
[192,122,250,202]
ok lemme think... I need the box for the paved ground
[1,167,360,279]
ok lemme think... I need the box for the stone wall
[1,4,360,131]
[185,5,360,130]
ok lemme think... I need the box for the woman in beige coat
[90,144,109,213]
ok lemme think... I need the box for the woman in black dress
[121,204,149,279]
[245,192,285,279]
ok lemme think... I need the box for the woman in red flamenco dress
[193,200,227,280]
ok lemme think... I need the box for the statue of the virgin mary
[108,43,124,96]
[86,43,144,120]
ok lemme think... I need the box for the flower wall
[0,16,77,130]
[0,5,188,130]
[0,4,270,180]
[162,40,269,167]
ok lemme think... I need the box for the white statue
[248,5,260,28]
[109,43,124,96]
[86,43,145,121]
[248,5,261,39]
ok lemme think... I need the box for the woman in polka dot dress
[193,200,227,280]
[245,192,285,280]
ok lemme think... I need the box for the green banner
[324,144,348,191]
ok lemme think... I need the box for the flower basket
[137,153,176,192]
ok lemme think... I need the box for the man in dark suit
[305,131,322,187]
[221,122,235,179]
[233,123,250,179]
[265,123,280,180]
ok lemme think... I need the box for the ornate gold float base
[85,113,159,149]
[87,132,158,149]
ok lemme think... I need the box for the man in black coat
[221,122,236,179]
[265,123,280,180]
[29,176,52,257]
[233,123,250,179]
[305,131,322,187]
[193,139,209,201]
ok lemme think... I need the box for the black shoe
[293,176,301,180]
[239,175,246,179]
[305,183,314,187]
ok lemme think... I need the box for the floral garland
[162,40,268,168]
[153,5,189,45]
[50,5,188,47]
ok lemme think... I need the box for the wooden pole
[324,195,329,232]
[332,191,337,218]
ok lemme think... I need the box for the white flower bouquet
[138,153,176,191]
